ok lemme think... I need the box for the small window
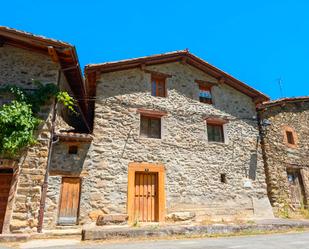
[220,173,227,183]
[286,131,295,145]
[151,76,166,97]
[199,85,212,104]
[140,115,161,139]
[68,145,78,154]
[207,123,224,143]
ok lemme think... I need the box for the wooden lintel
[47,46,59,63]
[205,117,229,124]
[137,108,167,117]
[142,69,172,78]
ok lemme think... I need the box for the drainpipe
[37,69,61,233]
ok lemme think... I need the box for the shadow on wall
[49,141,90,176]
[248,153,258,180]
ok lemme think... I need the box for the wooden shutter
[58,177,81,225]
[151,76,166,97]
[140,115,161,138]
[207,124,224,142]
[140,116,149,137]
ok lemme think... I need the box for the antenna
[277,78,284,97]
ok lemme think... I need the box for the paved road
[2,232,309,249]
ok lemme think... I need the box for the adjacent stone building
[0,26,91,233]
[258,97,309,215]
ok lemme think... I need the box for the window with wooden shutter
[207,123,224,142]
[283,126,298,148]
[151,76,166,97]
[140,115,161,139]
[199,85,212,104]
[286,131,295,145]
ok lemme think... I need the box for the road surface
[2,231,309,249]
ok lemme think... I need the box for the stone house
[81,50,274,225]
[0,26,92,233]
[258,97,309,214]
[0,26,278,234]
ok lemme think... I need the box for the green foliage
[0,81,76,156]
[0,101,41,156]
[56,91,76,113]
[0,81,76,114]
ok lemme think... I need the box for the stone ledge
[0,234,30,242]
[96,214,128,226]
[82,219,309,241]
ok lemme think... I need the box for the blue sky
[1,0,309,100]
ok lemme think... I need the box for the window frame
[198,84,213,104]
[283,125,298,148]
[151,75,166,97]
[207,123,224,143]
[140,115,162,139]
[138,109,167,140]
[206,118,228,144]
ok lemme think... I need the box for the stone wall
[0,45,73,233]
[43,141,90,229]
[78,62,272,224]
[259,101,309,213]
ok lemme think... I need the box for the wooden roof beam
[48,46,59,63]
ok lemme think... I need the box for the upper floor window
[207,123,224,142]
[199,85,212,104]
[151,76,166,97]
[283,126,298,148]
[286,131,295,145]
[140,115,161,139]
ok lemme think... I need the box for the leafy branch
[0,81,76,156]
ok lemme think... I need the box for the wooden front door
[58,177,81,225]
[0,172,13,233]
[287,170,306,208]
[134,172,158,222]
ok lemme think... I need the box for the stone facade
[0,27,279,232]
[0,45,58,233]
[0,43,85,233]
[259,99,309,214]
[78,61,273,224]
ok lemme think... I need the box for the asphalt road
[2,232,309,249]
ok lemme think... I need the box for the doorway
[127,163,165,223]
[287,169,307,208]
[0,169,13,233]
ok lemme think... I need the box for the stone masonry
[79,61,273,224]
[0,45,58,233]
[0,44,80,233]
[258,99,309,214]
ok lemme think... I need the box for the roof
[0,26,92,132]
[85,50,269,103]
[258,96,309,109]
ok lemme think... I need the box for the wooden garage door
[58,177,81,225]
[0,172,13,233]
[134,172,158,222]
[287,170,306,208]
